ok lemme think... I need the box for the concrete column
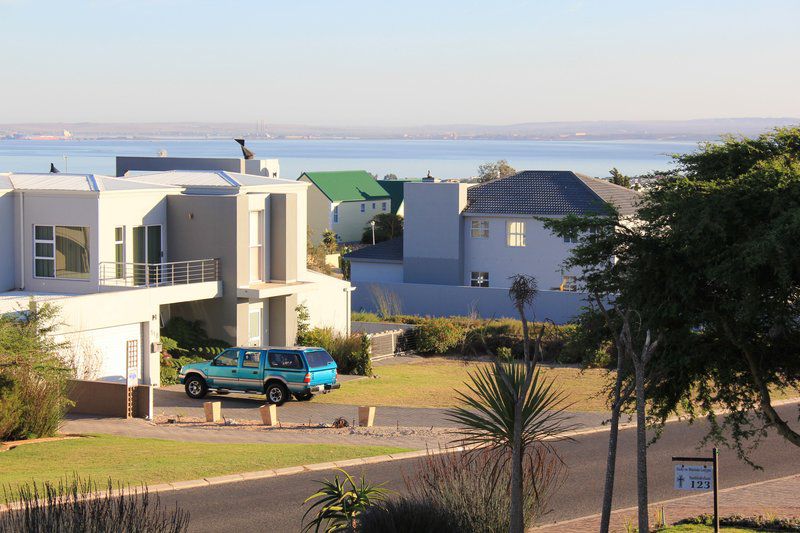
[269,193,298,283]
[268,294,298,346]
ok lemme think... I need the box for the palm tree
[448,274,572,533]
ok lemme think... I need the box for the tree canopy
[608,168,631,188]
[477,160,516,182]
[544,126,800,457]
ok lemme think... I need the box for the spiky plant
[302,469,391,533]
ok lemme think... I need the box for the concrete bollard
[259,404,278,427]
[358,406,376,427]
[204,401,221,423]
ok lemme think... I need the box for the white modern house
[345,170,639,322]
[0,169,351,394]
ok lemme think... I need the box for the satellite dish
[234,138,255,160]
[49,163,60,173]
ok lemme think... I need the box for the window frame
[213,349,240,367]
[360,203,365,213]
[114,226,125,279]
[248,305,262,346]
[381,202,387,212]
[333,205,339,224]
[506,220,526,247]
[33,224,91,280]
[268,351,305,370]
[248,211,264,283]
[470,220,489,239]
[470,271,490,288]
[241,350,262,369]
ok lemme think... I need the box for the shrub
[0,304,72,441]
[160,317,229,358]
[361,449,563,533]
[675,514,800,532]
[352,311,381,323]
[0,477,190,533]
[302,469,391,533]
[414,318,466,354]
[301,327,373,376]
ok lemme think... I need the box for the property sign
[674,464,714,491]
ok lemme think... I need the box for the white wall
[350,261,403,283]
[298,271,351,335]
[462,215,578,290]
[331,199,389,243]
[97,191,170,268]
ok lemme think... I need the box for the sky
[1,0,799,126]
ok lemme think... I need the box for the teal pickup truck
[178,346,340,405]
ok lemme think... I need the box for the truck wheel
[293,392,313,402]
[265,382,288,406]
[185,375,208,399]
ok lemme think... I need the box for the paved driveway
[154,386,607,429]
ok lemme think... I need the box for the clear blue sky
[1,0,798,125]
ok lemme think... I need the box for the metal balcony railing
[99,259,220,288]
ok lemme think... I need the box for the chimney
[422,170,439,183]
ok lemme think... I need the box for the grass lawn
[658,526,759,532]
[0,434,409,497]
[316,358,610,411]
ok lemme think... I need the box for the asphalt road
[159,404,800,532]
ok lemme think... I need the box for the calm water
[0,138,697,179]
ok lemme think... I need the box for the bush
[160,317,229,357]
[361,449,563,533]
[675,514,800,532]
[159,354,206,386]
[0,304,72,441]
[0,477,190,533]
[301,327,373,376]
[414,318,467,354]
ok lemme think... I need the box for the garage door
[64,323,142,383]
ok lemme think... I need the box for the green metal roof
[378,180,422,214]
[301,170,390,203]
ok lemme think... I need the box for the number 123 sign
[675,464,713,491]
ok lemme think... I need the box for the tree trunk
[519,306,530,363]
[510,395,525,533]
[599,341,626,533]
[633,352,649,533]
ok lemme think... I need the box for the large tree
[547,126,800,459]
[477,159,516,182]
[362,213,403,244]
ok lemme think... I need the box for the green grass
[658,526,760,532]
[317,358,610,411]
[0,434,409,497]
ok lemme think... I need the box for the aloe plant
[302,469,391,533]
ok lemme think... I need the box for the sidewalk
[533,473,800,532]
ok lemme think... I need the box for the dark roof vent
[422,170,439,182]
[234,138,255,160]
[49,163,60,174]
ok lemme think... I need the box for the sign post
[672,448,719,532]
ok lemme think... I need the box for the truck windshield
[305,350,335,368]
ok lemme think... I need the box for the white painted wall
[298,271,351,335]
[330,200,389,243]
[462,215,578,290]
[349,261,404,283]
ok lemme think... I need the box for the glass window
[333,206,339,223]
[241,350,262,368]
[471,220,489,238]
[381,202,387,212]
[249,211,263,283]
[114,226,124,279]
[214,349,239,367]
[372,202,376,210]
[268,352,304,370]
[507,221,526,247]
[304,350,334,368]
[471,271,489,288]
[360,203,365,213]
[248,306,262,346]
[34,225,90,279]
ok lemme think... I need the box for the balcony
[99,259,220,288]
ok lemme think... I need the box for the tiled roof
[463,170,640,216]
[343,237,403,262]
[301,170,390,203]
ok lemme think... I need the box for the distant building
[116,155,280,179]
[299,170,392,244]
[377,179,422,217]
[345,170,639,321]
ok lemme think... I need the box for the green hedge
[298,327,372,376]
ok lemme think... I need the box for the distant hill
[1,117,796,141]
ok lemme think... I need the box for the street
[158,403,800,532]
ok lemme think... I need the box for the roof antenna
[49,163,60,173]
[234,138,255,160]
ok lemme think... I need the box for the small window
[114,227,124,278]
[507,221,526,247]
[372,202,376,210]
[563,233,579,244]
[333,206,339,223]
[360,204,365,213]
[471,271,489,288]
[241,350,261,368]
[381,202,387,212]
[214,349,239,367]
[471,220,489,239]
[248,306,262,346]
[269,352,304,370]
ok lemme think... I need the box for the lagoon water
[0,138,698,179]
